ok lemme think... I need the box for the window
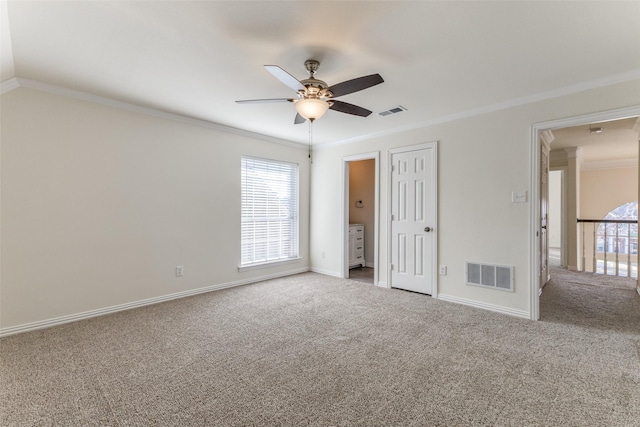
[595,201,638,278]
[596,201,638,256]
[240,156,298,268]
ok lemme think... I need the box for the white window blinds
[241,156,298,266]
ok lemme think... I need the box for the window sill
[238,257,302,272]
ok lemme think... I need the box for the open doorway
[342,153,379,286]
[531,107,640,320]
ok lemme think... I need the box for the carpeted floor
[1,269,639,426]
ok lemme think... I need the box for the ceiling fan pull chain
[308,120,313,164]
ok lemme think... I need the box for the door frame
[529,105,640,320]
[388,142,438,297]
[341,152,380,285]
[540,139,550,291]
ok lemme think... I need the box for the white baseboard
[375,281,389,288]
[0,267,309,338]
[365,261,375,268]
[309,267,343,278]
[437,294,530,319]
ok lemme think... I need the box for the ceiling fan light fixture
[295,98,329,121]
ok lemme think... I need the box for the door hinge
[391,214,394,221]
[391,164,395,172]
[390,264,394,271]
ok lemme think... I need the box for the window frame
[238,155,300,271]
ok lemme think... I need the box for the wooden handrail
[577,219,637,224]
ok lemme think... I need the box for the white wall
[0,87,310,331]
[548,170,562,248]
[348,159,375,267]
[2,80,639,330]
[579,166,638,273]
[581,167,638,219]
[311,79,640,316]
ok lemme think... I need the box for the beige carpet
[1,270,639,426]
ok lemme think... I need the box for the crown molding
[540,130,555,149]
[315,69,640,150]
[4,68,640,151]
[581,158,638,170]
[1,77,307,150]
[632,116,640,134]
[564,146,582,160]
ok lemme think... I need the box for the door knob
[424,227,432,232]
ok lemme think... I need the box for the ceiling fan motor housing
[300,79,331,98]
[300,60,332,99]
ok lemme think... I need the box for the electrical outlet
[439,265,447,275]
[176,266,184,277]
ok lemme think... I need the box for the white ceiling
[550,117,639,163]
[2,1,640,147]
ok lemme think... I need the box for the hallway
[541,266,639,333]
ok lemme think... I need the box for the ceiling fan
[236,60,384,124]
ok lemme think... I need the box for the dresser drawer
[348,224,365,268]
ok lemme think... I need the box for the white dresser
[348,224,365,268]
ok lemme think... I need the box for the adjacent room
[1,1,639,425]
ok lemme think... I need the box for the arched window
[603,201,638,221]
[596,201,637,277]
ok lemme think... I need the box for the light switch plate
[511,191,527,203]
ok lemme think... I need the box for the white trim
[375,281,388,288]
[0,77,19,94]
[237,257,302,272]
[4,77,305,150]
[6,74,640,150]
[530,105,640,321]
[438,294,530,319]
[540,130,555,149]
[0,267,309,338]
[388,142,438,297]
[315,70,640,150]
[309,267,342,278]
[342,152,380,287]
[581,158,638,170]
[536,106,640,131]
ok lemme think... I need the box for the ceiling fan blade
[235,98,294,104]
[328,74,384,98]
[294,113,306,124]
[329,100,372,117]
[264,65,306,93]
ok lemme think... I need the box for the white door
[390,144,437,294]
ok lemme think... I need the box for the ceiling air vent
[378,105,407,117]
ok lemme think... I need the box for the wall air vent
[378,105,407,117]
[466,262,514,292]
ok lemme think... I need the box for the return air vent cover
[466,262,514,292]
[378,105,407,116]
